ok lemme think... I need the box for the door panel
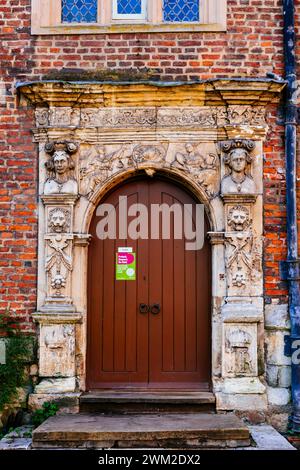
[87,177,211,389]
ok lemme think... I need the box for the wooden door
[87,177,211,389]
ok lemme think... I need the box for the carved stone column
[215,139,266,410]
[32,141,82,401]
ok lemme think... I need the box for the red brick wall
[1,0,298,330]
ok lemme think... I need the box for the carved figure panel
[39,324,75,377]
[169,142,220,198]
[223,324,257,377]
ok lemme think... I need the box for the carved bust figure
[221,143,256,195]
[227,205,251,231]
[44,142,78,195]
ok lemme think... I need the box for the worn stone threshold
[80,390,215,404]
[32,413,250,449]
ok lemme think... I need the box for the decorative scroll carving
[48,208,71,233]
[49,107,80,127]
[44,141,78,195]
[82,108,157,128]
[220,140,256,194]
[158,107,216,127]
[225,327,255,375]
[45,234,73,297]
[227,205,251,232]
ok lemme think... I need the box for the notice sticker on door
[116,251,136,280]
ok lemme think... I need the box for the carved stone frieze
[223,324,257,377]
[35,105,267,130]
[44,141,79,195]
[220,140,256,195]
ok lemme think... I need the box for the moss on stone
[42,67,161,83]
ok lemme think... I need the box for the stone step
[80,390,216,413]
[32,412,250,449]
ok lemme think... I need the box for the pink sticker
[117,253,134,265]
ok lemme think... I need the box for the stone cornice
[17,79,285,108]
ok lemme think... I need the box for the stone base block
[266,386,291,406]
[215,392,268,411]
[28,393,80,413]
[34,377,76,394]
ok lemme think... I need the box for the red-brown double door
[87,177,211,389]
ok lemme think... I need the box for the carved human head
[221,140,254,174]
[185,143,194,153]
[49,209,69,233]
[228,205,251,231]
[45,141,77,177]
[228,148,249,172]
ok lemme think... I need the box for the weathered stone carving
[79,144,167,199]
[49,107,80,127]
[44,141,78,195]
[227,205,251,232]
[48,208,71,233]
[158,107,216,127]
[39,324,75,377]
[171,143,219,198]
[221,140,256,194]
[35,108,49,127]
[225,328,254,375]
[45,234,73,297]
[132,144,166,165]
[225,232,262,293]
[79,145,132,199]
[34,105,267,130]
[80,107,157,128]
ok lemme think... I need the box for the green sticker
[116,252,136,281]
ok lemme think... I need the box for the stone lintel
[17,79,285,108]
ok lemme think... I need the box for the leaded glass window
[62,0,98,23]
[112,0,146,19]
[117,0,142,14]
[163,0,200,22]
